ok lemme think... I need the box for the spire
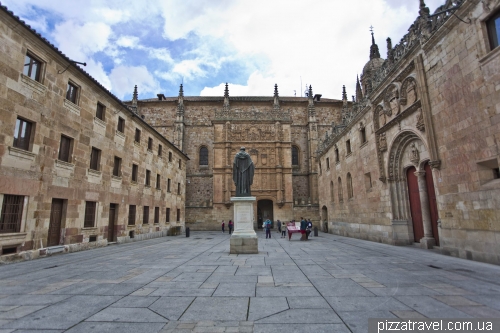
[179,84,184,98]
[369,26,381,60]
[356,75,363,101]
[342,85,347,101]
[132,85,138,105]
[176,84,185,117]
[308,85,313,100]
[273,84,279,109]
[223,82,230,110]
[387,37,394,63]
[419,0,430,17]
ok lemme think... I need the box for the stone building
[317,0,500,265]
[0,5,188,259]
[130,84,346,230]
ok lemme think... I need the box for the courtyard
[0,231,499,333]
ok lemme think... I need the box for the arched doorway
[407,166,424,242]
[424,162,440,246]
[321,206,328,232]
[257,200,273,229]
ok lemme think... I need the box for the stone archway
[257,199,273,229]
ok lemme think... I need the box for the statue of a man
[233,147,255,197]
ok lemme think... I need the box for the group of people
[221,220,234,234]
[300,217,313,241]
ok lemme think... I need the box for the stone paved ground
[0,230,499,333]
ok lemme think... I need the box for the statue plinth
[230,196,258,254]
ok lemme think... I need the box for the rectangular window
[58,135,72,162]
[326,158,330,169]
[89,147,101,171]
[145,170,151,186]
[143,206,149,224]
[0,195,24,233]
[113,157,122,177]
[148,137,153,150]
[135,129,141,143]
[166,208,170,223]
[154,207,159,224]
[487,10,500,50]
[66,82,78,104]
[360,128,367,144]
[346,140,351,154]
[96,103,105,121]
[23,53,41,82]
[117,117,125,133]
[158,144,162,157]
[365,172,372,191]
[178,159,182,169]
[132,164,138,182]
[168,151,173,162]
[84,201,96,228]
[177,183,181,195]
[167,178,171,192]
[176,209,180,222]
[156,174,161,189]
[128,205,136,225]
[13,118,33,151]
[335,148,340,163]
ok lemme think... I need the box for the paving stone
[256,286,320,297]
[0,306,46,319]
[256,309,341,324]
[65,322,165,333]
[338,310,397,333]
[313,278,374,297]
[455,306,500,318]
[2,295,120,330]
[86,307,167,322]
[432,295,481,306]
[130,288,157,296]
[464,294,500,310]
[149,288,214,297]
[213,283,256,297]
[391,310,427,318]
[180,297,248,321]
[149,297,195,321]
[396,296,472,318]
[254,323,350,333]
[248,297,288,321]
[286,297,331,309]
[325,296,411,312]
[110,296,159,308]
[367,286,439,296]
[0,295,71,306]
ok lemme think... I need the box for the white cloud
[85,59,112,91]
[109,65,160,99]
[116,35,140,48]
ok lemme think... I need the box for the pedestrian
[221,220,225,233]
[228,220,233,234]
[277,219,281,234]
[300,217,307,241]
[306,219,312,240]
[265,219,272,239]
[281,220,286,238]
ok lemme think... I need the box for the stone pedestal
[230,196,258,254]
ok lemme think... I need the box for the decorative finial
[224,82,229,98]
[369,26,381,60]
[179,84,184,97]
[274,84,279,97]
[342,85,347,101]
[133,85,138,101]
[308,85,313,98]
[356,75,363,101]
[420,0,426,9]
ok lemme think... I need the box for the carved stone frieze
[379,133,388,152]
[416,109,425,132]
[409,142,420,165]
[400,76,418,106]
[215,106,291,122]
[375,100,422,135]
[384,84,400,117]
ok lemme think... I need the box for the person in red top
[221,220,225,233]
[228,220,234,234]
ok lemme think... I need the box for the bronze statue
[233,147,255,197]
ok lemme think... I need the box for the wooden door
[108,204,117,242]
[48,199,63,247]
[407,167,424,242]
[425,163,440,246]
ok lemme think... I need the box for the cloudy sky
[3,0,445,100]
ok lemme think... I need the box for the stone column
[415,171,436,249]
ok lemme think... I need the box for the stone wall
[0,10,187,257]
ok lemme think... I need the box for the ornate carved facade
[318,0,500,265]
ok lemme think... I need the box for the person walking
[281,220,287,238]
[300,217,307,241]
[221,220,225,233]
[265,219,272,239]
[306,219,312,240]
[277,219,281,234]
[228,220,233,234]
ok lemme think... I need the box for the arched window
[199,146,208,166]
[338,177,343,202]
[330,181,334,202]
[292,146,299,166]
[347,173,353,199]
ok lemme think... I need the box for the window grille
[0,195,24,233]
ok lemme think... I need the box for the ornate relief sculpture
[385,85,400,117]
[400,77,418,106]
[379,133,387,152]
[409,142,420,165]
[416,109,425,132]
